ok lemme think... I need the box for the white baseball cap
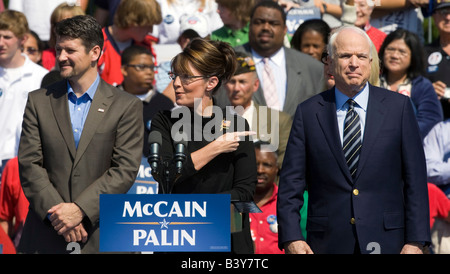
[179,13,210,38]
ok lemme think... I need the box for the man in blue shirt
[67,75,100,148]
[277,25,430,254]
[424,119,450,197]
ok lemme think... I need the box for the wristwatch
[322,2,327,13]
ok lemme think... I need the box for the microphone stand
[150,158,184,194]
[149,135,187,194]
[163,161,171,194]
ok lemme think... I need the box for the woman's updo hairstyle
[171,38,237,93]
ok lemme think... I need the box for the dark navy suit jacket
[277,84,430,254]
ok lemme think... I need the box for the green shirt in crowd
[211,23,249,47]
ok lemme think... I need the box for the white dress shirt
[252,47,287,111]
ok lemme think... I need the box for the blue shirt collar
[67,74,100,100]
[335,82,369,111]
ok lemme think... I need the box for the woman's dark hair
[378,28,426,79]
[28,30,45,53]
[171,38,237,93]
[290,19,331,51]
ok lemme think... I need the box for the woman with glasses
[23,30,44,65]
[149,38,257,253]
[379,28,443,140]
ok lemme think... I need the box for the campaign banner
[127,157,158,195]
[286,7,321,36]
[100,194,231,252]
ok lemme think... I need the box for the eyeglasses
[321,51,329,64]
[384,47,410,57]
[126,64,155,71]
[168,72,209,84]
[25,47,39,55]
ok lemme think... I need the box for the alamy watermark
[168,98,280,152]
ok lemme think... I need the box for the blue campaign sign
[127,157,158,194]
[286,7,321,35]
[100,194,231,252]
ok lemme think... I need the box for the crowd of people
[0,0,449,254]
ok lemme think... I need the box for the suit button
[353,189,359,196]
[350,218,356,224]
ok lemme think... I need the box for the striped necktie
[343,99,362,179]
[262,57,280,110]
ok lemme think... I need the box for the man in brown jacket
[17,15,143,254]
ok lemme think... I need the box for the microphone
[174,132,188,174]
[148,131,162,180]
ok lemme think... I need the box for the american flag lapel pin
[221,119,231,131]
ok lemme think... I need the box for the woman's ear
[206,76,219,93]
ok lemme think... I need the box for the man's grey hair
[327,26,374,59]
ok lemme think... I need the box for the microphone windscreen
[148,130,162,146]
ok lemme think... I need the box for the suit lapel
[74,80,114,167]
[284,49,302,116]
[252,48,303,115]
[353,85,387,181]
[253,85,266,106]
[49,81,77,159]
[316,89,353,182]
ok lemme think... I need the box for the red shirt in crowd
[0,157,29,253]
[41,47,56,71]
[250,183,284,254]
[366,24,387,53]
[428,183,450,228]
[98,27,158,86]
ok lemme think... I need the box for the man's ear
[253,78,260,94]
[121,65,128,78]
[91,45,102,62]
[20,34,28,49]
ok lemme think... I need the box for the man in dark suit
[17,15,143,253]
[277,26,430,254]
[215,0,324,118]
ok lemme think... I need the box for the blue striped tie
[343,99,362,179]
